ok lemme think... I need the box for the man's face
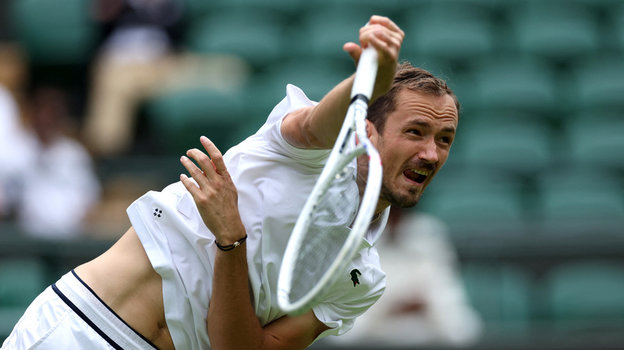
[368,89,459,210]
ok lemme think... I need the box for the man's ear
[366,119,377,139]
[366,119,381,148]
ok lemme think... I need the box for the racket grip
[351,46,379,101]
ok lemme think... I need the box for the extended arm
[180,136,328,350]
[281,15,404,149]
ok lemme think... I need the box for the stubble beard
[379,180,422,209]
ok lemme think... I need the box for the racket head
[278,105,383,315]
[277,147,362,314]
[277,46,382,315]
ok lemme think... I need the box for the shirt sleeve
[255,84,331,167]
[311,246,387,339]
[313,279,386,339]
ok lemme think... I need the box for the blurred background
[1,0,623,348]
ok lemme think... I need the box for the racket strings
[289,163,361,301]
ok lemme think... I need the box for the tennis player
[2,15,459,350]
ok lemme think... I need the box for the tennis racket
[277,46,382,315]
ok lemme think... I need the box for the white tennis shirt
[127,84,389,349]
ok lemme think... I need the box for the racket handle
[351,46,379,101]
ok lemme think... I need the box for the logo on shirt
[350,269,361,287]
[153,208,163,218]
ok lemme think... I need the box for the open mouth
[403,169,430,184]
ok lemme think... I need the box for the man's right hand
[343,15,405,101]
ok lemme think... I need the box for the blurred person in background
[328,207,483,347]
[82,0,186,157]
[82,0,249,158]
[0,45,28,221]
[1,83,100,238]
[0,84,28,221]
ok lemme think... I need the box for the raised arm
[281,15,404,149]
[180,136,329,350]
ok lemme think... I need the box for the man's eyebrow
[407,119,456,133]
[441,126,456,133]
[406,119,430,128]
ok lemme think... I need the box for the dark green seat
[10,0,98,65]
[470,56,557,116]
[145,87,250,154]
[458,117,553,177]
[255,58,351,103]
[568,55,624,113]
[184,9,285,69]
[401,1,495,64]
[608,3,624,52]
[0,258,46,307]
[291,6,373,61]
[565,113,624,170]
[0,258,47,339]
[543,260,624,330]
[535,166,624,235]
[507,0,600,62]
[461,263,532,335]
[419,168,526,236]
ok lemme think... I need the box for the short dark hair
[367,62,460,133]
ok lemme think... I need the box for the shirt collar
[364,207,391,246]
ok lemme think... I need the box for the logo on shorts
[153,208,163,218]
[350,269,361,287]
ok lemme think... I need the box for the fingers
[369,15,403,35]
[180,172,201,198]
[182,136,225,178]
[368,30,402,61]
[344,16,404,68]
[183,148,213,182]
[179,136,229,191]
[200,136,228,176]
[178,137,242,238]
[358,15,404,63]
[343,42,362,63]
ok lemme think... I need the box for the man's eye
[407,129,422,136]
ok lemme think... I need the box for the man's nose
[418,137,439,164]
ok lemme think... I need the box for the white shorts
[1,271,157,350]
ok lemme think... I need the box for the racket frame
[278,47,382,314]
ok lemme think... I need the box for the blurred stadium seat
[564,113,624,170]
[507,0,600,64]
[236,57,351,136]
[291,6,373,61]
[610,3,624,52]
[535,166,624,235]
[567,54,624,113]
[542,260,624,330]
[186,0,304,18]
[181,0,214,19]
[304,0,401,17]
[400,1,495,68]
[0,258,46,339]
[0,258,46,306]
[456,116,553,177]
[184,9,286,70]
[253,57,351,104]
[9,0,98,65]
[461,263,532,334]
[468,55,558,118]
[144,87,249,154]
[419,167,527,236]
